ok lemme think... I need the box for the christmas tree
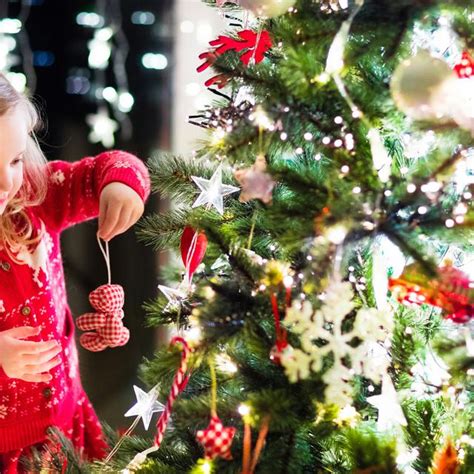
[38,0,474,472]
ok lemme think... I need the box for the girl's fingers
[103,206,133,241]
[116,208,135,236]
[121,207,141,235]
[16,339,59,355]
[98,202,123,241]
[20,373,52,383]
[98,190,144,241]
[131,206,143,226]
[98,198,108,232]
[22,345,62,365]
[24,356,61,375]
[4,326,40,339]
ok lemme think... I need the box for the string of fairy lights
[1,0,472,470]
[108,2,474,473]
[0,0,34,93]
[0,0,169,148]
[79,2,171,147]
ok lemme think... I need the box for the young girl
[0,74,150,472]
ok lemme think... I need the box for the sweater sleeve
[35,150,150,233]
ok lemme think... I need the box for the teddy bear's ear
[89,284,125,312]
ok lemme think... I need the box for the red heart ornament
[180,226,208,281]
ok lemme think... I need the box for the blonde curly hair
[0,73,48,261]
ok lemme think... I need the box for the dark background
[7,0,173,431]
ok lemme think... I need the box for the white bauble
[434,77,474,135]
[390,50,455,120]
[239,0,296,18]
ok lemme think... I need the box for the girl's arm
[35,150,150,233]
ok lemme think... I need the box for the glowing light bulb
[211,128,226,145]
[334,405,359,427]
[326,225,347,245]
[250,106,273,130]
[201,460,212,474]
[417,206,428,215]
[180,20,195,33]
[131,11,155,25]
[445,219,455,228]
[185,326,202,345]
[142,53,168,70]
[118,92,134,112]
[88,28,112,69]
[215,354,238,374]
[0,18,22,34]
[76,12,104,28]
[102,86,118,102]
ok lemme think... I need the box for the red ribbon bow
[198,29,272,88]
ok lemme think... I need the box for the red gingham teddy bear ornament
[76,238,130,352]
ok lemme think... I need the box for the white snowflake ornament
[281,280,393,406]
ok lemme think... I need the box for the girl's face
[0,107,28,215]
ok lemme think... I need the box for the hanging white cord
[97,235,111,284]
[325,0,364,116]
[325,0,393,183]
[183,230,199,288]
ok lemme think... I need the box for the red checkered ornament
[454,51,474,78]
[196,415,236,460]
[76,284,130,352]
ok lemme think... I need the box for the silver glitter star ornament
[124,385,165,430]
[191,165,240,215]
[158,285,187,310]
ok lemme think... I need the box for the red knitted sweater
[0,150,150,453]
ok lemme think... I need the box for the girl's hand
[98,182,145,242]
[0,327,62,383]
